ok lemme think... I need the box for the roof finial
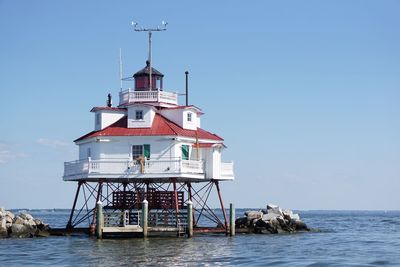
[131,21,168,90]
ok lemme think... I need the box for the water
[1,209,399,266]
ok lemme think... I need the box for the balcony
[63,158,234,182]
[119,89,178,106]
[220,162,235,180]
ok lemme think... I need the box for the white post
[187,200,193,238]
[88,157,92,174]
[230,203,235,236]
[141,199,148,238]
[96,201,103,239]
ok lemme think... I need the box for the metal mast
[119,48,123,91]
[132,21,167,90]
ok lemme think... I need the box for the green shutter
[181,145,189,160]
[143,144,151,159]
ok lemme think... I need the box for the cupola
[133,60,164,91]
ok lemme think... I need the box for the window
[187,112,192,122]
[156,77,162,89]
[132,145,143,159]
[135,110,143,120]
[181,145,189,160]
[87,148,91,158]
[96,114,101,126]
[132,144,151,159]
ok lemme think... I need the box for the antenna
[185,71,189,106]
[119,48,123,92]
[131,21,168,90]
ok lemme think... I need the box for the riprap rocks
[0,207,50,238]
[235,204,309,234]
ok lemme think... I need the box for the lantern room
[134,60,164,91]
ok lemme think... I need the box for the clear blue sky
[1,0,399,210]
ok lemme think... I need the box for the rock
[5,216,13,224]
[0,207,5,213]
[13,216,25,225]
[34,218,43,226]
[294,220,309,231]
[0,216,7,237]
[0,209,50,238]
[235,217,248,228]
[244,210,263,220]
[283,210,300,221]
[236,204,309,235]
[24,219,36,227]
[262,212,281,221]
[266,204,283,216]
[0,215,5,228]
[20,213,34,221]
[10,224,35,238]
[5,211,15,222]
[36,229,50,237]
[254,219,277,234]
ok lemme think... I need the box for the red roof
[75,114,223,142]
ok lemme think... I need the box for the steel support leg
[66,181,83,229]
[215,181,228,235]
[91,182,103,225]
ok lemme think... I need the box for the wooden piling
[95,201,103,239]
[141,199,148,238]
[229,203,235,236]
[187,200,193,238]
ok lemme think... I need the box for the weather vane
[131,21,168,90]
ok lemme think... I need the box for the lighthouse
[63,25,234,237]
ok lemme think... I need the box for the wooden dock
[49,226,236,238]
[52,202,236,238]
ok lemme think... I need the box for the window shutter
[181,145,189,160]
[143,144,151,159]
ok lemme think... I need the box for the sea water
[0,209,399,266]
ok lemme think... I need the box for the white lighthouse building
[63,30,234,236]
[64,60,234,183]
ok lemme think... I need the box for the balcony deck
[119,89,178,106]
[63,158,234,182]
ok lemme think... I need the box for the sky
[0,0,399,210]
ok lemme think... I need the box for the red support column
[215,181,228,235]
[66,181,83,229]
[90,182,103,234]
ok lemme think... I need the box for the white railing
[63,158,204,178]
[64,159,89,177]
[220,162,234,179]
[119,89,178,105]
[103,210,130,227]
[182,160,204,173]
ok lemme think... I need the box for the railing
[102,210,187,228]
[64,159,89,177]
[63,158,204,178]
[103,210,141,227]
[103,210,131,227]
[119,89,178,105]
[220,162,234,179]
[148,210,187,227]
[182,160,204,173]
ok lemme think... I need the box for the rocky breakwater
[0,207,50,238]
[235,204,310,234]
